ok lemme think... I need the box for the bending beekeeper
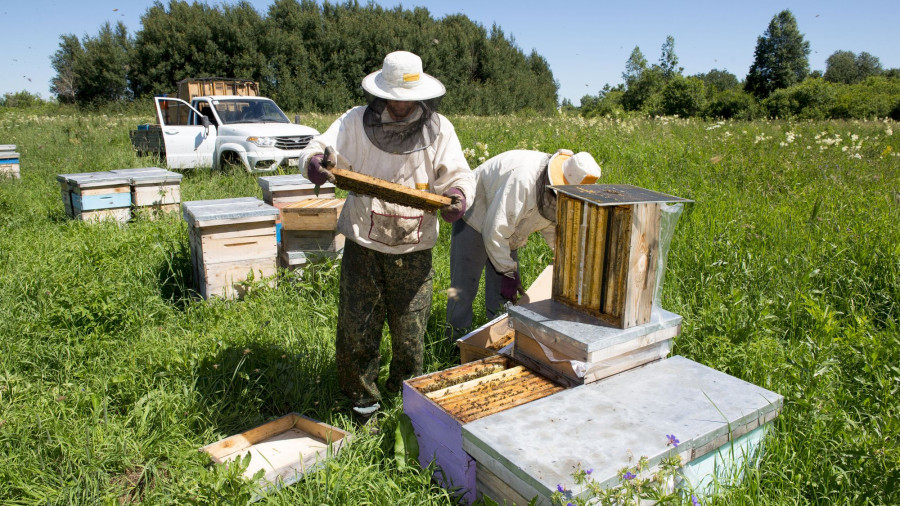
[445,149,601,339]
[299,51,475,422]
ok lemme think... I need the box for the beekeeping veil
[361,51,445,154]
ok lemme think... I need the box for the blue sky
[2,0,898,104]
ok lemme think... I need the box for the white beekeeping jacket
[463,150,556,275]
[299,106,475,254]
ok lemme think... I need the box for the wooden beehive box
[200,413,351,493]
[462,356,783,505]
[403,356,564,504]
[509,300,682,387]
[456,264,554,363]
[0,148,20,179]
[111,167,182,214]
[182,197,279,299]
[257,175,335,208]
[280,198,344,231]
[552,184,690,329]
[56,172,132,223]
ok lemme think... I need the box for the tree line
[46,0,558,115]
[573,10,900,121]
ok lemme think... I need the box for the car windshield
[213,98,290,124]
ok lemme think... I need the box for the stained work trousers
[336,239,433,408]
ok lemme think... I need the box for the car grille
[275,135,313,150]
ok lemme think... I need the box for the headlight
[247,136,276,147]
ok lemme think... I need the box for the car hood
[218,122,319,137]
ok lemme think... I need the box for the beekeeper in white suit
[299,51,475,423]
[445,149,602,340]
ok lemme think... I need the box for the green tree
[661,75,706,117]
[824,50,857,84]
[697,69,739,93]
[72,22,133,104]
[745,10,810,98]
[50,34,83,104]
[659,35,682,80]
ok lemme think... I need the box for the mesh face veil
[362,94,442,154]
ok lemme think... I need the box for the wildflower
[692,495,701,506]
[623,471,636,480]
[557,484,566,493]
[666,434,680,447]
[585,468,593,475]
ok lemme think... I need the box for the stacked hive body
[403,356,564,505]
[182,197,279,299]
[552,184,690,328]
[57,172,132,223]
[111,167,182,215]
[257,175,343,270]
[508,184,691,386]
[0,145,19,178]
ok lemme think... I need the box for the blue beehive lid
[56,171,131,188]
[182,197,279,227]
[0,151,19,162]
[111,167,183,184]
[462,356,783,501]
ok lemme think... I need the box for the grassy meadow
[0,105,898,504]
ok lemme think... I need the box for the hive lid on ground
[462,356,784,500]
[551,184,692,206]
[0,151,20,160]
[0,144,15,150]
[111,167,183,183]
[257,174,333,192]
[182,197,279,226]
[509,300,681,358]
[56,171,131,187]
[200,412,351,494]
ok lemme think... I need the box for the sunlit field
[0,105,897,504]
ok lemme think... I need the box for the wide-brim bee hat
[548,150,602,185]
[362,51,446,101]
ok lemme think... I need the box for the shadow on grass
[155,237,195,310]
[193,344,347,436]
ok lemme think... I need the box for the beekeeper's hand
[500,271,525,303]
[440,188,466,222]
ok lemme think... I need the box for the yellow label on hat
[415,183,429,190]
[403,73,421,82]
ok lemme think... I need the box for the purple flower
[623,471,636,480]
[557,484,566,493]
[666,434,680,447]
[585,468,593,475]
[567,503,576,506]
[692,495,701,506]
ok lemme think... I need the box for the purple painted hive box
[402,355,565,504]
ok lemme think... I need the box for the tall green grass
[0,107,897,504]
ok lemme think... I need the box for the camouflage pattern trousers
[336,239,434,408]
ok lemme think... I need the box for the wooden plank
[331,167,451,211]
[74,185,131,196]
[77,207,131,224]
[282,230,343,252]
[589,206,608,309]
[405,356,510,392]
[280,198,344,231]
[621,203,660,328]
[475,461,535,506]
[132,183,181,207]
[426,366,527,400]
[200,256,277,299]
[602,205,632,325]
[72,192,132,212]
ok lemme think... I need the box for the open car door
[154,97,217,169]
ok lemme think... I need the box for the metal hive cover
[552,184,692,206]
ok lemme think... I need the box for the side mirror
[200,116,211,128]
[294,114,300,124]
